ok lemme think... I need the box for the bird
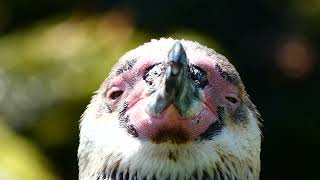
[78,38,262,180]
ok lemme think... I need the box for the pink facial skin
[127,99,217,141]
[106,50,240,142]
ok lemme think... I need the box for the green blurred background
[0,0,319,179]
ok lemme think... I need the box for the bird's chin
[125,98,218,144]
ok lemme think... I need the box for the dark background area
[0,0,319,179]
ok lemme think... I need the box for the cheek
[125,81,149,109]
[203,85,223,111]
[203,77,239,112]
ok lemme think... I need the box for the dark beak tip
[168,41,188,65]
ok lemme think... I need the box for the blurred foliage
[0,14,140,127]
[0,13,146,179]
[0,118,58,180]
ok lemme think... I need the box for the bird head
[78,38,261,180]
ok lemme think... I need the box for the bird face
[79,38,261,180]
[106,41,241,144]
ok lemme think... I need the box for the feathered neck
[78,139,260,180]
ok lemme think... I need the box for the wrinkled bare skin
[78,38,262,180]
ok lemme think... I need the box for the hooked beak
[164,41,189,100]
[148,41,200,117]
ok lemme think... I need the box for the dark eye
[225,96,238,104]
[189,65,208,88]
[109,90,123,100]
[143,63,165,85]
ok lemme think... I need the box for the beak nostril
[189,65,208,88]
[143,63,164,86]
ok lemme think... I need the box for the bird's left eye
[225,96,238,104]
[189,65,208,88]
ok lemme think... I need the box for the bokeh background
[0,0,319,179]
